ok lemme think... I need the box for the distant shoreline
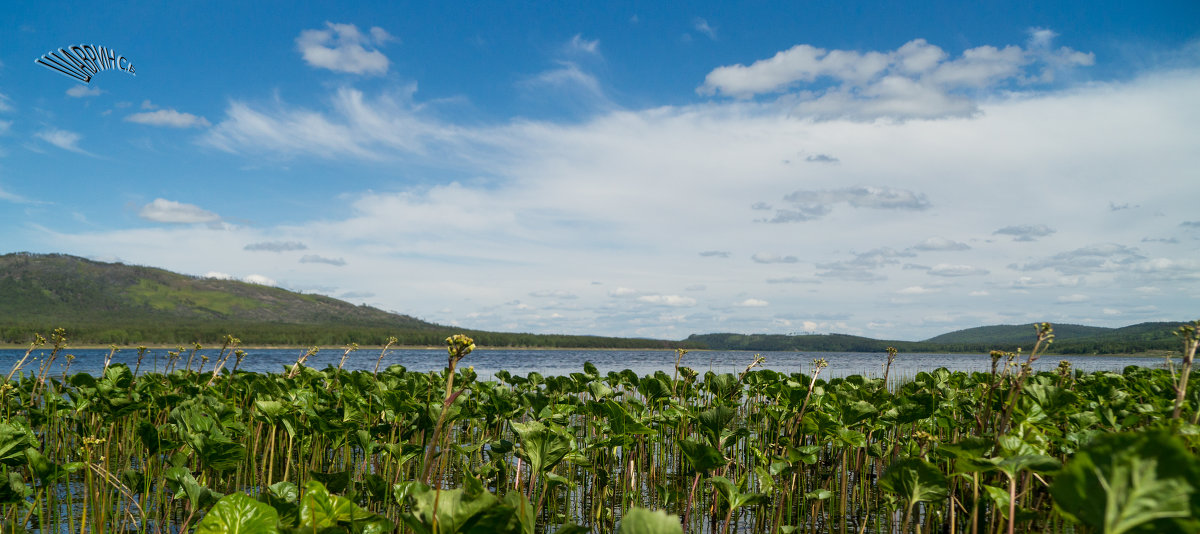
[0,343,1176,358]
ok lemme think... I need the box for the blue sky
[2,1,1198,340]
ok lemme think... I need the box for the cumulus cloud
[299,254,346,266]
[913,237,970,251]
[699,250,731,258]
[994,224,1056,242]
[66,85,102,97]
[897,285,938,295]
[296,22,393,75]
[244,241,308,252]
[752,253,799,264]
[125,109,211,128]
[765,186,930,223]
[698,30,1093,120]
[138,198,221,224]
[693,18,717,40]
[1056,294,1089,303]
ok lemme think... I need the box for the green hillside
[0,253,680,348]
[922,323,1113,345]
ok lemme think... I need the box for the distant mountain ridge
[0,252,1190,353]
[0,253,673,348]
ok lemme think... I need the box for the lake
[1,346,1170,380]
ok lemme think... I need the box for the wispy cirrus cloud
[36,128,93,155]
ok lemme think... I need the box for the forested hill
[687,321,1189,354]
[0,253,678,348]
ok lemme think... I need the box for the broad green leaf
[512,420,575,476]
[25,447,83,484]
[398,481,501,534]
[678,438,724,474]
[880,458,948,505]
[195,492,280,534]
[0,422,33,466]
[1051,430,1200,534]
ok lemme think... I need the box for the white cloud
[296,22,392,75]
[637,295,697,306]
[698,31,1093,120]
[244,241,308,252]
[299,254,346,266]
[125,109,211,128]
[567,34,599,55]
[994,224,1056,242]
[765,186,930,223]
[66,85,102,97]
[928,264,989,277]
[897,286,938,295]
[0,93,11,112]
[913,237,970,251]
[609,287,640,297]
[752,253,799,264]
[202,87,434,158]
[35,128,91,154]
[693,18,716,40]
[243,274,278,286]
[138,198,221,224]
[968,290,989,297]
[735,298,769,307]
[1056,294,1089,303]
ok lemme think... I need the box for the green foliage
[1051,430,1200,534]
[195,492,280,534]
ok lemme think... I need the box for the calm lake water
[0,347,1170,380]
